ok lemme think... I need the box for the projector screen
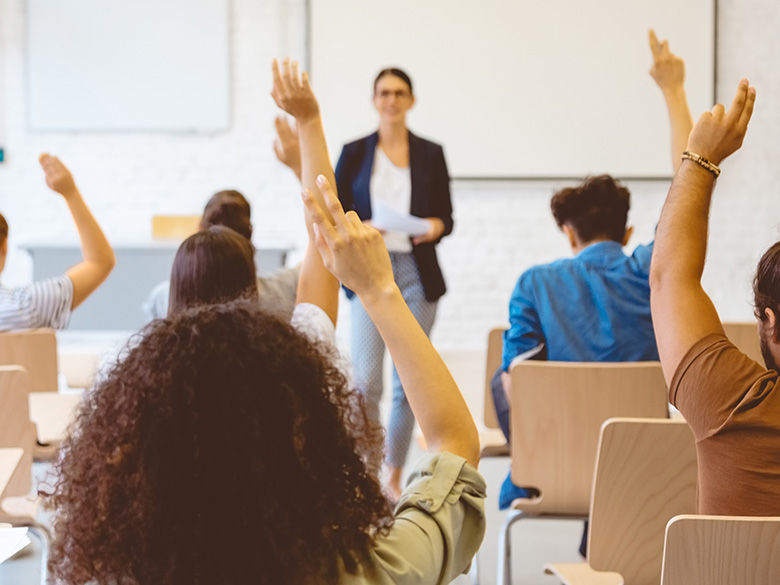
[309,0,715,178]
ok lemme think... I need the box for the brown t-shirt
[670,333,780,515]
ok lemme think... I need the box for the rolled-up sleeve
[356,453,486,585]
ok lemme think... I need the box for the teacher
[335,67,454,499]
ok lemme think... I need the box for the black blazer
[334,131,453,302]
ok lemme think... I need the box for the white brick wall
[1,0,779,351]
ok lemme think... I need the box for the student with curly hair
[42,59,484,585]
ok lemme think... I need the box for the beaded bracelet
[681,151,721,177]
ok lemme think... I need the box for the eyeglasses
[376,89,411,99]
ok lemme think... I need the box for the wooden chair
[151,214,200,240]
[0,369,51,585]
[481,326,510,457]
[544,418,697,585]
[661,515,780,585]
[722,321,764,365]
[498,361,669,585]
[0,367,37,497]
[0,329,58,392]
[0,348,80,460]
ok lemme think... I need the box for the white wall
[1,0,779,351]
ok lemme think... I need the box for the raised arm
[649,30,694,172]
[39,154,115,310]
[303,176,480,467]
[650,80,756,384]
[270,59,338,325]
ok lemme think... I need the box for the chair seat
[28,391,83,444]
[0,496,39,525]
[544,562,624,585]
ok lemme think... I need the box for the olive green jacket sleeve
[341,452,486,585]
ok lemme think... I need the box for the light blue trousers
[350,252,438,469]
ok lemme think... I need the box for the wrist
[357,282,402,311]
[60,186,81,201]
[681,151,721,177]
[295,112,322,128]
[680,157,719,180]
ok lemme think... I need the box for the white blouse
[370,146,413,252]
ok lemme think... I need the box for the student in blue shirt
[493,32,694,549]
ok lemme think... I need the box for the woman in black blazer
[334,68,454,499]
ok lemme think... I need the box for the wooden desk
[21,242,291,330]
[28,392,83,445]
[0,449,23,500]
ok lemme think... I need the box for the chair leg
[497,510,524,585]
[26,523,51,585]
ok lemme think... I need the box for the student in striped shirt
[0,154,115,331]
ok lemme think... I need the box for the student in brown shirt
[650,77,780,515]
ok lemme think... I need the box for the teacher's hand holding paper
[370,201,440,241]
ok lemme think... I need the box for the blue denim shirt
[501,240,658,371]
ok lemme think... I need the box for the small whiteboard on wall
[27,0,230,132]
[310,0,715,178]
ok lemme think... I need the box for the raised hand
[39,154,78,198]
[686,79,756,165]
[649,29,685,91]
[273,116,302,179]
[303,174,395,298]
[270,58,319,122]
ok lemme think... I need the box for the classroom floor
[1,333,584,585]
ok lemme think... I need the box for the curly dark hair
[200,190,253,241]
[42,300,392,585]
[550,175,631,243]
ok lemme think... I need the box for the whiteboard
[27,0,230,132]
[310,0,715,178]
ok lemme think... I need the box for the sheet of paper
[0,527,30,565]
[371,202,430,237]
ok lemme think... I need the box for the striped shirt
[0,275,74,331]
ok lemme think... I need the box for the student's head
[200,189,253,241]
[550,175,633,252]
[168,226,258,316]
[373,67,415,125]
[44,300,390,585]
[753,240,780,371]
[0,213,7,273]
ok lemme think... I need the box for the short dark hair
[373,68,413,94]
[200,190,253,241]
[43,299,390,585]
[0,213,7,247]
[550,175,631,243]
[753,240,780,339]
[168,226,258,315]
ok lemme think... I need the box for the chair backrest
[661,515,780,585]
[0,328,58,392]
[151,214,201,240]
[722,321,764,365]
[0,366,36,496]
[483,326,507,429]
[510,361,669,514]
[587,418,697,585]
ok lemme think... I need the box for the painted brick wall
[1,0,778,351]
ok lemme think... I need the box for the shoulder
[409,131,444,155]
[341,132,377,154]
